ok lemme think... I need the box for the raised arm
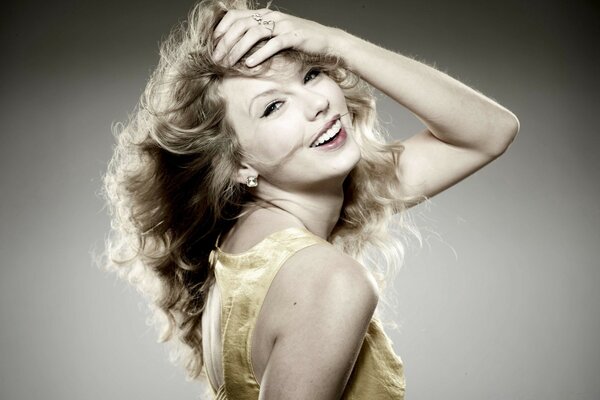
[329,30,520,205]
[213,8,520,206]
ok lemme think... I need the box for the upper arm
[258,244,379,400]
[396,126,517,208]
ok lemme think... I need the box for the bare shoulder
[266,243,379,335]
[257,243,380,399]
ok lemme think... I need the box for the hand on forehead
[211,7,336,68]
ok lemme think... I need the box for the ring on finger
[261,19,275,38]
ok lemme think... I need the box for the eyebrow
[248,88,281,116]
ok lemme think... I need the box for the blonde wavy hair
[101,0,423,384]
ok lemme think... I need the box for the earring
[245,176,258,188]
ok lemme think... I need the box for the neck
[251,180,346,240]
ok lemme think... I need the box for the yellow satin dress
[208,227,406,399]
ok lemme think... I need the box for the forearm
[329,28,519,154]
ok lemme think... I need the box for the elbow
[506,110,520,143]
[501,110,520,153]
[489,109,520,157]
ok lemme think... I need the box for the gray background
[1,0,598,399]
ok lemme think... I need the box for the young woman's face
[219,58,361,192]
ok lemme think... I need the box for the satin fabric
[208,226,406,399]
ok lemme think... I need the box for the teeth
[313,120,341,147]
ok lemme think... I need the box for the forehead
[219,58,302,106]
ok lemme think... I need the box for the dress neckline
[215,226,315,257]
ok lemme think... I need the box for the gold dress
[207,227,405,399]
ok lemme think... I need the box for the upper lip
[309,114,341,147]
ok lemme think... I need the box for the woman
[102,0,519,398]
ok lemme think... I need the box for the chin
[331,154,361,183]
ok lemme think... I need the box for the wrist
[326,28,364,72]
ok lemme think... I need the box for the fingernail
[246,57,255,66]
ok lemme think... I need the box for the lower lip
[313,126,347,150]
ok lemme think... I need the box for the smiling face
[219,58,362,195]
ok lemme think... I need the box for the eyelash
[303,67,322,84]
[261,67,322,118]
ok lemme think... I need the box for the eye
[304,67,321,84]
[261,100,284,118]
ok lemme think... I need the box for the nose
[303,89,329,120]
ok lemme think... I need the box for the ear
[235,161,259,185]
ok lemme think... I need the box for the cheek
[249,126,303,163]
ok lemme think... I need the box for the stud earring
[245,176,258,188]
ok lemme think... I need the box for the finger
[225,24,273,67]
[213,9,242,39]
[245,32,295,67]
[213,15,257,61]
[213,9,275,62]
[213,8,272,39]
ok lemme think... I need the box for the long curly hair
[101,0,423,384]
